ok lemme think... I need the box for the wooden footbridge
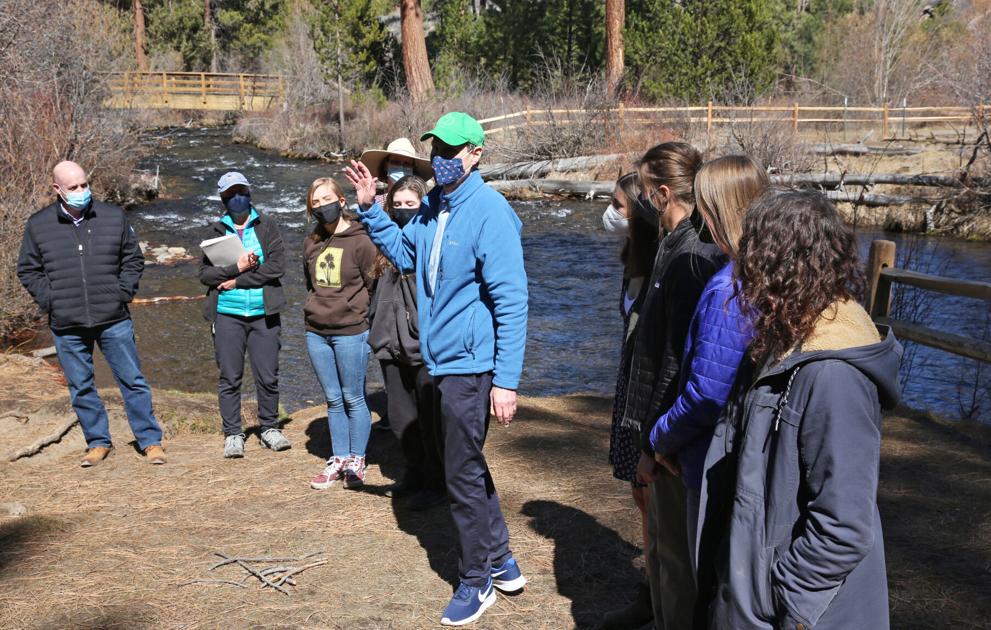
[105,72,284,111]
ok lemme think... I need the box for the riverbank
[1,354,988,629]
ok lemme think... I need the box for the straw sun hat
[359,137,434,182]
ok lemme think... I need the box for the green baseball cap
[420,112,486,147]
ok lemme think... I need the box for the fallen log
[824,190,918,206]
[772,172,991,188]
[7,415,79,462]
[491,178,921,206]
[132,295,205,306]
[488,179,615,198]
[803,143,922,157]
[479,154,627,180]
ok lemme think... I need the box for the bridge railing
[865,239,991,363]
[105,72,284,111]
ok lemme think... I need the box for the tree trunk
[133,0,148,71]
[205,0,218,73]
[605,0,624,98]
[400,0,435,102]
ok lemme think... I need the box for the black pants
[214,313,281,436]
[435,372,512,587]
[380,360,444,490]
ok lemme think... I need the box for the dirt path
[0,356,988,629]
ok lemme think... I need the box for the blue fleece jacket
[649,263,753,488]
[357,170,528,389]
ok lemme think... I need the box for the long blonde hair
[694,155,770,258]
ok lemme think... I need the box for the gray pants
[646,469,697,630]
[214,313,281,436]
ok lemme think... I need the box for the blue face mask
[387,165,412,182]
[431,154,466,186]
[62,188,92,210]
[223,192,252,217]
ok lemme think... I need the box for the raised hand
[343,160,378,209]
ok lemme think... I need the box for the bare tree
[133,0,147,71]
[400,0,434,102]
[605,0,624,98]
[826,0,942,106]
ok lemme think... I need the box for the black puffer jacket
[619,216,724,454]
[17,200,144,331]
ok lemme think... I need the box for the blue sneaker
[491,556,527,593]
[440,578,497,626]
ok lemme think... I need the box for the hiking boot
[343,456,366,489]
[311,456,347,490]
[224,434,245,459]
[440,578,497,626]
[407,487,448,511]
[144,444,167,465]
[598,580,653,630]
[81,446,112,468]
[491,556,527,593]
[260,428,291,452]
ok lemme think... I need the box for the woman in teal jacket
[198,171,289,459]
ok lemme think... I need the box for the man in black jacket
[16,160,165,467]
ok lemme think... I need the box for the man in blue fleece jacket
[345,112,528,627]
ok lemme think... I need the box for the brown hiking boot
[81,446,112,468]
[144,444,167,465]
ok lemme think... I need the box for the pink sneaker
[310,456,347,490]
[343,456,366,489]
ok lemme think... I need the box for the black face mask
[312,202,342,226]
[393,207,419,227]
[634,191,661,229]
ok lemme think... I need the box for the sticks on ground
[181,551,327,595]
[6,415,78,462]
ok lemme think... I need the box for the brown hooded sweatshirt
[303,220,378,336]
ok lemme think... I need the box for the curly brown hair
[735,188,866,362]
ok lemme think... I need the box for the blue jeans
[306,330,371,459]
[51,318,163,450]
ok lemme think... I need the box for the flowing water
[88,127,990,421]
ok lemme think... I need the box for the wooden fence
[865,240,991,363]
[105,72,284,112]
[480,103,990,139]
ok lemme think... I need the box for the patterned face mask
[431,154,466,186]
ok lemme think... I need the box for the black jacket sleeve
[197,224,240,288]
[235,218,284,289]
[16,221,51,313]
[641,251,719,454]
[118,213,144,302]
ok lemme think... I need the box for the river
[82,127,991,422]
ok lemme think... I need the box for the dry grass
[0,353,988,629]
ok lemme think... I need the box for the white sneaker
[260,428,291,451]
[224,434,245,459]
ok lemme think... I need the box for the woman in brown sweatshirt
[303,177,378,490]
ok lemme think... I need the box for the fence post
[866,239,897,318]
[200,72,207,105]
[706,101,713,136]
[901,97,907,138]
[792,102,800,132]
[617,101,625,143]
[882,103,890,138]
[161,72,168,106]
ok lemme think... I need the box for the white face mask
[602,204,629,235]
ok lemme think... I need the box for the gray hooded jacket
[701,300,902,630]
